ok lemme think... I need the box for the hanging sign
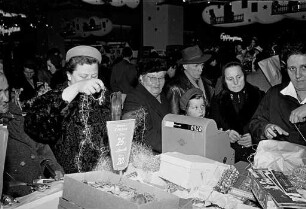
[220,33,243,42]
[107,119,135,171]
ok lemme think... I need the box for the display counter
[4,181,63,209]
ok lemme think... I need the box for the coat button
[20,161,26,166]
[31,154,36,159]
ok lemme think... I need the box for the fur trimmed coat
[122,84,170,153]
[210,82,264,162]
[24,84,110,174]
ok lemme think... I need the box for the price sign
[107,119,135,171]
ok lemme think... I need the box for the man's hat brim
[177,54,212,64]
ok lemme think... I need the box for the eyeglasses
[146,75,165,83]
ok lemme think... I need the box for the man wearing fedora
[165,45,215,114]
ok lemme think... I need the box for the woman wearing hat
[122,58,170,153]
[210,61,264,162]
[165,45,215,115]
[23,45,110,174]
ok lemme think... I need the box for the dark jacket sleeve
[24,88,68,144]
[122,92,142,116]
[249,91,271,143]
[121,65,137,94]
[35,142,64,173]
[209,94,224,129]
[166,86,182,114]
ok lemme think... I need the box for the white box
[158,152,230,190]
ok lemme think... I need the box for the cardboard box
[249,168,306,209]
[248,169,278,209]
[58,198,84,209]
[158,152,230,190]
[62,171,179,209]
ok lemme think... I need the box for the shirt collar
[281,82,306,104]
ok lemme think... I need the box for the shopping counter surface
[4,181,63,209]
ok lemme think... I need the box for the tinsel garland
[214,166,239,194]
[288,165,306,190]
[94,141,160,173]
[94,107,160,173]
[76,91,109,172]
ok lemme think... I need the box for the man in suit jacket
[110,47,138,104]
[165,45,215,114]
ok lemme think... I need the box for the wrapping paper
[258,55,282,87]
[253,140,306,174]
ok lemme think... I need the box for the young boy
[179,88,207,118]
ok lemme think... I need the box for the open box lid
[160,152,228,170]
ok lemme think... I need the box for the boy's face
[186,97,205,118]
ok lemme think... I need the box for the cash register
[162,114,235,165]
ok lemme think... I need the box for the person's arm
[249,92,272,143]
[62,78,105,103]
[289,104,306,123]
[24,89,66,144]
[36,142,64,180]
[122,93,142,119]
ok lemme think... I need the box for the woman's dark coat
[210,82,264,162]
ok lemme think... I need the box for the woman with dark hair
[47,52,67,89]
[24,45,110,174]
[210,61,264,162]
[17,58,40,102]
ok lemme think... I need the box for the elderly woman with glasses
[122,58,170,154]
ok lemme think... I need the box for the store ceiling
[0,0,88,14]
[1,0,230,14]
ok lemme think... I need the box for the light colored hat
[66,45,102,63]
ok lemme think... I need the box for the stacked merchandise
[228,174,256,202]
[249,168,306,209]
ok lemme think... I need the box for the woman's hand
[62,79,105,103]
[264,123,289,139]
[227,129,241,143]
[77,79,105,95]
[54,170,64,181]
[238,133,252,147]
[290,105,306,123]
[11,88,23,109]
